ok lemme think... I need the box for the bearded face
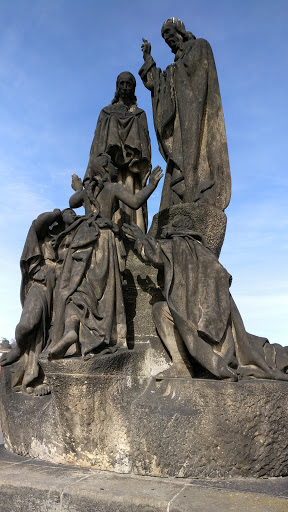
[161,24,184,54]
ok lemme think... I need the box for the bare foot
[83,346,118,361]
[217,365,238,382]
[34,383,51,396]
[47,331,78,360]
[0,347,21,366]
[270,368,288,382]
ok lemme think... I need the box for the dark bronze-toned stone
[0,208,77,396]
[86,72,152,231]
[139,18,231,213]
[1,20,288,485]
[46,160,163,360]
[148,203,227,257]
[123,218,288,382]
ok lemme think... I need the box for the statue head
[112,72,137,105]
[61,208,77,227]
[85,154,118,187]
[161,18,195,54]
[161,214,196,238]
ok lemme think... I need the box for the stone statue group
[1,18,288,396]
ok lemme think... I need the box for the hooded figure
[123,216,288,382]
[0,209,65,394]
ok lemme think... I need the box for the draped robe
[50,218,126,356]
[87,103,151,230]
[135,232,288,381]
[11,222,56,391]
[139,38,231,211]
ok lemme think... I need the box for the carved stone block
[1,343,288,479]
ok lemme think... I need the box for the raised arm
[69,190,85,210]
[141,38,152,63]
[139,38,158,92]
[122,222,164,267]
[112,166,163,209]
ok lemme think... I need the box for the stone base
[1,341,288,479]
[1,447,288,512]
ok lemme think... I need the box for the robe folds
[51,218,126,356]
[135,232,288,381]
[139,38,231,211]
[11,222,55,391]
[88,103,151,180]
[87,103,152,231]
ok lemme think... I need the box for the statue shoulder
[185,38,210,52]
[181,38,213,62]
[132,106,145,116]
[100,104,115,115]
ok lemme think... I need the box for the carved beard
[169,40,180,54]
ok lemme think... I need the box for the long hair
[111,72,137,105]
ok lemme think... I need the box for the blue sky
[0,0,287,345]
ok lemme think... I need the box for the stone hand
[141,38,151,60]
[149,166,163,187]
[122,222,144,241]
[96,217,113,229]
[71,173,83,192]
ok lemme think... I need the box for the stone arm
[134,236,164,267]
[139,38,160,92]
[111,166,163,209]
[139,55,159,92]
[69,190,86,210]
[33,209,62,238]
[122,223,163,267]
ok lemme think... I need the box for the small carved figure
[86,72,152,231]
[139,18,231,212]
[0,208,77,395]
[123,216,288,382]
[47,158,163,360]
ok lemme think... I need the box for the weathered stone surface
[148,203,227,256]
[140,19,231,213]
[0,447,288,512]
[123,242,163,343]
[1,344,288,479]
[86,71,152,232]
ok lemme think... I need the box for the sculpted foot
[33,383,51,396]
[270,368,288,382]
[218,366,238,382]
[47,331,78,360]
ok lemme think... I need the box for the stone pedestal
[1,342,288,479]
